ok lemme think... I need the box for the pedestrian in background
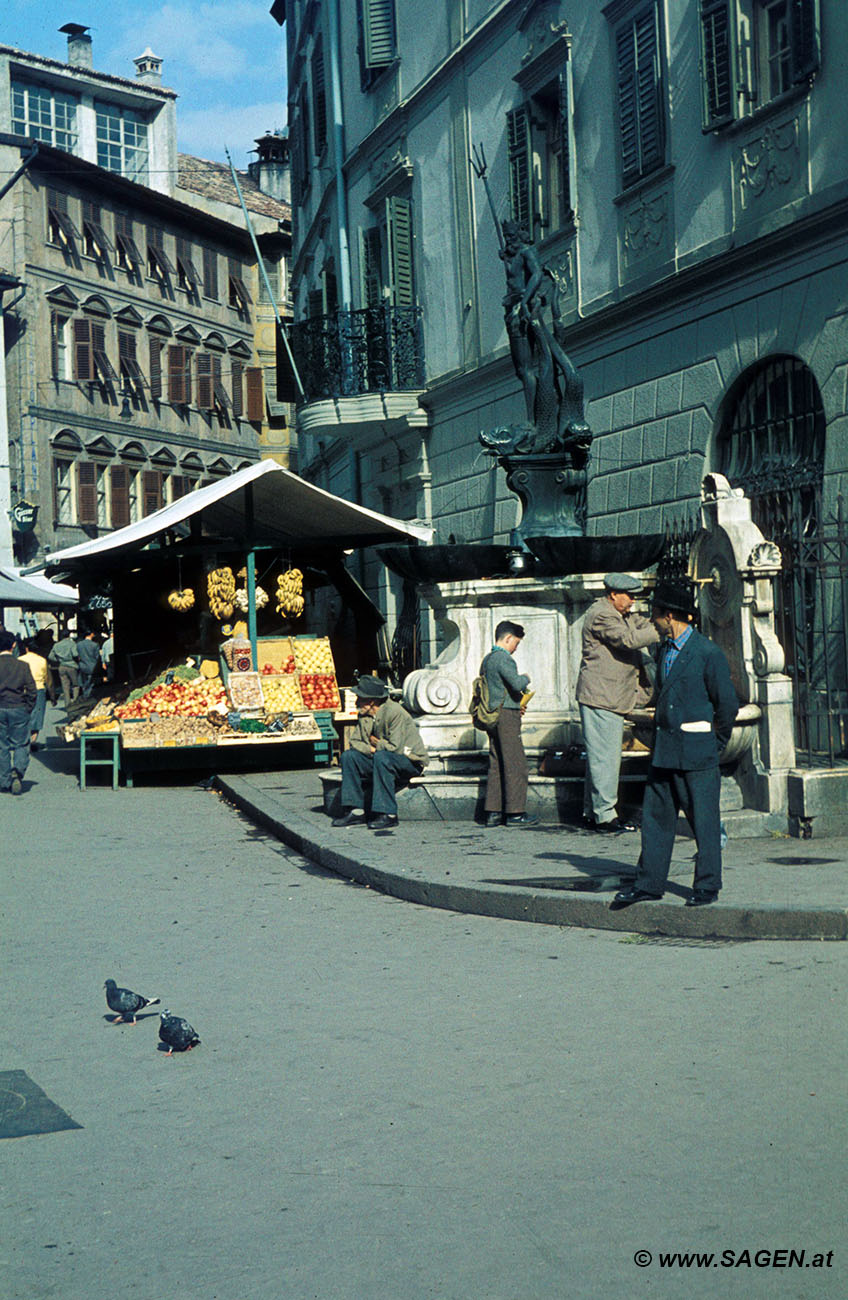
[77,629,101,697]
[576,573,659,832]
[18,639,50,749]
[0,628,36,795]
[100,630,114,683]
[611,581,739,910]
[48,629,79,709]
[481,620,536,827]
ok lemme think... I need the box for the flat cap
[353,675,389,701]
[603,572,642,594]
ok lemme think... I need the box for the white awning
[35,461,432,574]
[0,566,78,608]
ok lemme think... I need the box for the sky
[4,0,288,169]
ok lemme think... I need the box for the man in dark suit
[611,581,739,910]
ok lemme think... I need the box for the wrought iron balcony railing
[289,305,425,404]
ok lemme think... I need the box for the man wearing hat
[576,574,660,831]
[611,580,739,909]
[333,677,429,830]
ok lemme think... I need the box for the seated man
[333,676,428,830]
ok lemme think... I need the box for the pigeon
[159,1010,201,1055]
[104,979,160,1025]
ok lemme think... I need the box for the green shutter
[363,0,396,70]
[386,196,414,308]
[617,4,663,186]
[699,0,737,127]
[312,40,327,154]
[506,104,533,233]
[359,227,383,307]
[558,71,573,223]
[791,0,821,84]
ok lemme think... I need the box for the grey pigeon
[159,1010,201,1055]
[104,978,160,1025]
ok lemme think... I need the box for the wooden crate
[292,636,336,675]
[256,636,295,673]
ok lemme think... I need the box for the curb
[216,776,848,942]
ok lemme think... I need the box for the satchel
[469,674,501,732]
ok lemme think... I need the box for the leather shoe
[369,814,398,830]
[609,887,663,910]
[483,811,503,828]
[685,890,719,907]
[331,809,364,827]
[505,812,538,827]
[595,817,638,833]
[10,770,22,796]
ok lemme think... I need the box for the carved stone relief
[618,184,671,277]
[735,114,804,214]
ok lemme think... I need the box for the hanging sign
[9,500,38,532]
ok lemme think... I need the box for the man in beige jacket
[333,676,428,830]
[576,573,659,832]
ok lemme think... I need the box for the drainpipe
[327,0,352,312]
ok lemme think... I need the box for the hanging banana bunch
[276,567,304,618]
[207,566,236,620]
[168,588,195,612]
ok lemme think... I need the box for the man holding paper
[611,581,739,910]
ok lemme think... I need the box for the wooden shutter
[77,462,97,524]
[386,195,414,308]
[245,366,264,422]
[110,465,130,528]
[506,105,533,233]
[232,360,244,416]
[558,72,573,223]
[196,352,214,409]
[363,0,396,69]
[149,337,163,399]
[168,344,191,403]
[699,0,736,127]
[92,322,117,380]
[142,470,162,516]
[617,4,663,186]
[202,247,218,298]
[791,0,821,84]
[312,40,327,153]
[359,227,383,307]
[73,318,94,382]
[212,356,232,410]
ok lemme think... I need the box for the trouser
[29,689,47,737]
[636,765,723,896]
[339,748,420,817]
[0,706,31,790]
[79,667,96,697]
[484,709,528,815]
[579,703,625,823]
[57,665,79,708]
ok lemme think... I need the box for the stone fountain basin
[626,702,762,765]
[379,533,668,586]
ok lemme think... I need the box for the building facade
[282,0,847,759]
[0,30,292,569]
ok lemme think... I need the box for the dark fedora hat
[354,675,389,701]
[651,580,696,618]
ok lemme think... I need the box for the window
[110,465,132,528]
[258,257,279,305]
[114,213,144,275]
[506,77,572,239]
[312,39,328,155]
[231,359,244,416]
[73,319,116,384]
[96,101,149,182]
[197,353,232,415]
[228,259,253,313]
[46,189,80,251]
[358,198,415,308]
[149,336,165,400]
[142,470,165,515]
[147,227,175,282]
[118,330,145,398]
[51,313,71,380]
[357,0,397,89]
[202,247,219,299]
[12,80,78,150]
[175,236,202,297]
[167,344,193,404]
[245,367,265,422]
[82,200,113,263]
[77,462,98,525]
[613,2,665,187]
[699,0,821,128]
[53,458,75,524]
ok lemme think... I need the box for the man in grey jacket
[0,629,37,795]
[481,620,536,827]
[576,574,659,832]
[333,676,428,830]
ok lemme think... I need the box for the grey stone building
[0,29,291,569]
[281,0,846,768]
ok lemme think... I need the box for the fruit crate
[311,710,338,765]
[292,635,336,675]
[259,673,304,712]
[298,671,341,711]
[256,636,295,674]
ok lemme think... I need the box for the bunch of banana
[207,566,236,620]
[168,588,195,612]
[276,568,305,618]
[233,585,269,613]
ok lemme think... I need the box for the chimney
[134,47,163,85]
[59,23,93,68]
[248,130,291,204]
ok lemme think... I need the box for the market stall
[32,462,431,781]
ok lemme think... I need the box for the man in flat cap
[611,580,739,909]
[333,676,428,830]
[576,573,659,832]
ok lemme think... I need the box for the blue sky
[4,0,288,168]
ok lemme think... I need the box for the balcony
[289,306,428,442]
